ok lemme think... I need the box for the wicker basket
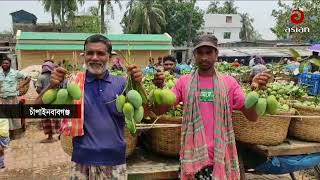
[18,79,30,96]
[125,128,138,157]
[289,105,320,142]
[60,128,138,157]
[145,115,182,157]
[232,110,294,145]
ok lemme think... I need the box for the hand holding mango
[251,71,272,90]
[50,67,67,88]
[42,67,81,105]
[153,71,165,88]
[127,64,143,83]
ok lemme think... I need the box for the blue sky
[0,0,293,40]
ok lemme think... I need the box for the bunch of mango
[42,83,81,104]
[116,90,144,135]
[245,91,282,116]
[148,88,177,106]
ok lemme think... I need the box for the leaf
[289,48,301,60]
[299,62,307,73]
[309,58,320,67]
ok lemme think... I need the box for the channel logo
[290,9,304,24]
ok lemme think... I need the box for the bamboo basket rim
[232,109,294,145]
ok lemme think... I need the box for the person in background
[35,60,61,143]
[155,56,162,68]
[240,59,245,66]
[0,57,30,140]
[250,58,268,82]
[0,118,9,169]
[232,58,241,67]
[162,55,180,77]
[111,52,124,71]
[249,55,256,67]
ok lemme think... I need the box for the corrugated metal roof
[16,44,174,51]
[17,32,172,42]
[218,47,311,57]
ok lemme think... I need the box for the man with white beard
[35,34,143,179]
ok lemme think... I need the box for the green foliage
[67,6,100,33]
[156,0,204,46]
[207,0,237,14]
[98,0,122,33]
[121,0,166,34]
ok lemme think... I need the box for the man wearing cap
[152,34,271,179]
[36,60,61,143]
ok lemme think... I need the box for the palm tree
[41,0,57,26]
[239,13,255,41]
[99,0,122,34]
[41,0,84,30]
[207,0,220,14]
[122,0,166,34]
[222,0,238,14]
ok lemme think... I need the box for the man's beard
[86,61,108,75]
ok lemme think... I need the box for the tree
[67,6,100,33]
[271,0,320,42]
[239,13,262,41]
[207,0,237,14]
[99,0,122,34]
[121,0,166,34]
[41,0,84,30]
[41,0,56,26]
[155,0,204,46]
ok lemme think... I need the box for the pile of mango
[116,90,144,135]
[266,82,307,101]
[42,83,81,104]
[245,91,286,116]
[291,96,320,109]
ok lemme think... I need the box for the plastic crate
[298,73,320,96]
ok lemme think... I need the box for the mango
[116,95,126,113]
[55,89,69,104]
[42,89,57,104]
[67,83,81,100]
[167,80,175,89]
[160,89,176,105]
[65,95,74,104]
[126,118,136,135]
[282,104,290,112]
[255,98,267,116]
[126,90,142,109]
[123,102,134,119]
[266,95,279,115]
[133,106,144,123]
[245,91,259,109]
[148,90,155,104]
[153,89,162,105]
